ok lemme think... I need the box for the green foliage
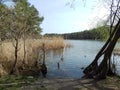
[90,25,109,40]
[0,0,43,40]
[45,25,109,40]
[0,75,38,90]
[15,0,44,37]
[0,4,11,40]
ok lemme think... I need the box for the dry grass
[0,36,71,76]
[113,48,120,56]
[41,36,64,50]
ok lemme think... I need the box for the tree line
[44,25,110,40]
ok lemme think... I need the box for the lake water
[41,40,120,79]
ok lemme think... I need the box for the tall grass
[41,36,64,50]
[0,36,71,76]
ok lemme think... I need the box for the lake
[41,40,120,79]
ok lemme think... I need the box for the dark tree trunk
[107,58,114,75]
[40,43,47,77]
[83,0,120,78]
[10,38,18,74]
[22,30,26,65]
[95,29,120,79]
[83,19,120,79]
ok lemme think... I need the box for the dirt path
[20,77,120,90]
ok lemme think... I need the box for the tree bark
[83,19,120,79]
[95,29,120,79]
[10,38,18,74]
[22,29,26,65]
[40,43,47,77]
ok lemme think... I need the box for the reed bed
[0,36,71,76]
[113,48,120,56]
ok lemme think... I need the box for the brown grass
[113,48,120,56]
[0,36,71,76]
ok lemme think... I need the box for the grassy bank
[0,76,120,90]
[0,36,71,77]
[0,75,38,90]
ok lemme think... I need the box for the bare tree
[83,0,120,79]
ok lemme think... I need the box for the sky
[28,0,109,34]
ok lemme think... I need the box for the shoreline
[0,76,120,90]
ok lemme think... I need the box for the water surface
[42,40,120,78]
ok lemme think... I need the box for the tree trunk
[22,30,26,65]
[40,43,47,77]
[10,38,18,74]
[107,57,114,75]
[0,36,2,56]
[95,30,120,79]
[83,21,120,79]
[43,43,45,65]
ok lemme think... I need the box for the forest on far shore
[44,25,110,40]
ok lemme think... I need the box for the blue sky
[28,0,109,34]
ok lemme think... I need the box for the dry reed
[0,36,71,76]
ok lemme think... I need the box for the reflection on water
[40,40,120,78]
[57,62,60,69]
[41,40,106,79]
